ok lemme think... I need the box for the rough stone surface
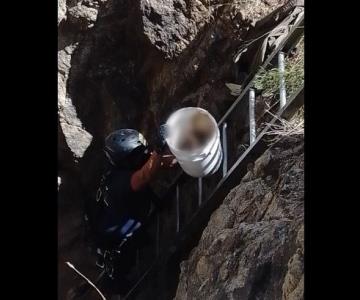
[68,4,99,29]
[58,1,98,161]
[140,0,208,59]
[174,137,304,300]
[58,2,108,300]
[58,0,67,25]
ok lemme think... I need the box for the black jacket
[86,165,159,248]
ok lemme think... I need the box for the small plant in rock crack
[254,66,281,97]
[254,39,304,99]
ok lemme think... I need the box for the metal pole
[198,177,203,207]
[249,89,256,144]
[222,122,228,177]
[278,51,287,109]
[176,184,180,233]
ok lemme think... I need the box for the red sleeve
[130,152,161,191]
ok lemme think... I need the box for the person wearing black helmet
[82,128,176,296]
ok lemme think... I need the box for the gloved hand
[130,151,177,191]
[158,149,177,169]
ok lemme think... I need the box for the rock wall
[174,137,304,300]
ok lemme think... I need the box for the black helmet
[104,129,149,169]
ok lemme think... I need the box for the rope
[66,262,107,300]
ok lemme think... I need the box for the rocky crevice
[58,1,300,299]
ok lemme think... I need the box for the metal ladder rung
[278,51,287,109]
[222,122,228,177]
[249,89,256,145]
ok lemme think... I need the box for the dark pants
[102,226,153,295]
